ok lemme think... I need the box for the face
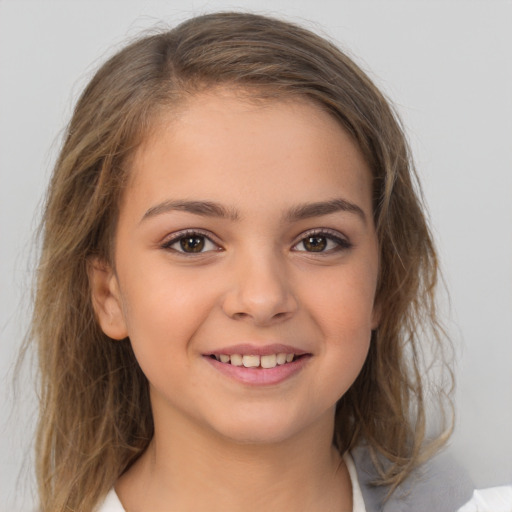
[91,90,380,446]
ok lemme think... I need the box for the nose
[221,250,298,326]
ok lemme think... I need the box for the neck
[116,405,352,512]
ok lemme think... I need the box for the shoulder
[458,486,512,512]
[350,445,474,512]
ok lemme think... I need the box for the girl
[31,11,479,512]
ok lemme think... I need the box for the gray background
[1,0,511,509]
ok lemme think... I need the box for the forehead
[124,89,373,217]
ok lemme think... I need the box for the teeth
[260,354,277,369]
[230,354,243,366]
[242,355,260,368]
[213,352,298,368]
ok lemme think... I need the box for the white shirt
[344,451,367,512]
[96,453,511,512]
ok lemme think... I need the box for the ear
[88,258,128,340]
[371,297,382,330]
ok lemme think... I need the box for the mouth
[208,353,305,369]
[203,344,311,385]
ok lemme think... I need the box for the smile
[210,353,297,369]
[204,346,311,386]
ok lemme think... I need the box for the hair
[30,11,453,511]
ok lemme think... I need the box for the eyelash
[160,229,222,254]
[291,229,352,254]
[160,228,352,255]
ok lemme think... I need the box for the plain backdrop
[1,0,511,509]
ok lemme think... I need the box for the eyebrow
[141,200,240,223]
[140,197,366,224]
[284,198,367,224]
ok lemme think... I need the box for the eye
[161,231,220,254]
[292,230,351,253]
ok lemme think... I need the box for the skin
[91,89,380,511]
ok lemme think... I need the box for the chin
[206,406,324,446]
[217,424,301,446]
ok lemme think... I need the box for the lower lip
[204,355,311,386]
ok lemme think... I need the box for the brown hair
[31,12,452,511]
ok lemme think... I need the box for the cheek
[305,262,378,334]
[319,301,372,377]
[116,265,219,368]
[312,296,372,405]
[299,261,376,378]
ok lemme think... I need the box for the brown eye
[162,232,219,254]
[293,231,352,254]
[302,236,327,252]
[180,236,206,253]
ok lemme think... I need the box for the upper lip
[205,343,309,357]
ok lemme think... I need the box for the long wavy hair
[30,11,452,511]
